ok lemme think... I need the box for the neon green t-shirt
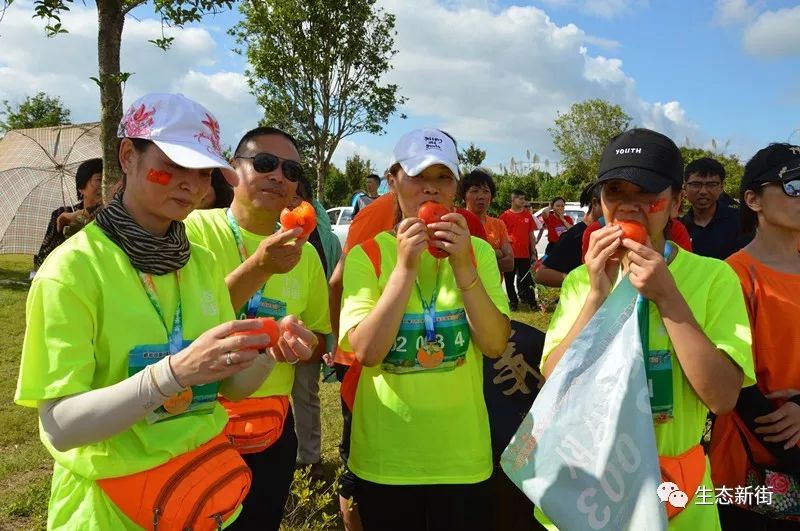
[15,223,237,529]
[537,247,755,531]
[184,208,331,397]
[339,232,510,485]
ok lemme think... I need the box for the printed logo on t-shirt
[276,276,301,300]
[199,290,218,316]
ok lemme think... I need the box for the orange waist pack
[659,443,706,519]
[97,434,251,531]
[219,396,290,455]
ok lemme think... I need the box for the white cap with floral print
[117,93,232,170]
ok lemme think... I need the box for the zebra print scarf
[94,192,190,275]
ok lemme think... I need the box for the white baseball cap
[117,93,232,170]
[390,128,460,180]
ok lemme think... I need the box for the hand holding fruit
[254,227,304,276]
[395,217,429,271]
[280,201,317,239]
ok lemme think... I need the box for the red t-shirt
[581,218,692,261]
[500,209,535,259]
[542,214,574,243]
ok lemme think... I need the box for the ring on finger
[225,352,233,366]
[287,357,300,365]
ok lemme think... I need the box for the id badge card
[383,309,471,374]
[240,296,287,321]
[129,341,220,423]
[646,349,674,423]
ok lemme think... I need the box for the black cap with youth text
[740,143,800,193]
[596,128,683,193]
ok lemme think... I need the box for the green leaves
[548,99,631,190]
[233,0,406,199]
[0,91,71,133]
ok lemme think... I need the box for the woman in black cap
[540,128,754,531]
[710,143,800,531]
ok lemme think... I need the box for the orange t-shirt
[481,215,510,251]
[710,250,800,488]
[343,193,397,253]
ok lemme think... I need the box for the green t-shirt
[184,208,332,397]
[339,232,510,485]
[15,223,236,529]
[538,247,755,531]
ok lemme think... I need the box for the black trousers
[504,257,535,305]
[355,477,492,531]
[334,362,358,499]
[227,407,297,531]
[719,504,800,531]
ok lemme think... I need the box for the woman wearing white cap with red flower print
[338,128,511,530]
[13,93,304,530]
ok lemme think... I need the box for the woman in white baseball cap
[337,128,511,530]
[14,93,294,530]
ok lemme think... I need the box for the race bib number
[383,309,471,374]
[129,342,219,423]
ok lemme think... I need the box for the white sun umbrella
[0,122,102,255]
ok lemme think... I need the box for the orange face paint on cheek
[648,198,668,213]
[146,169,172,186]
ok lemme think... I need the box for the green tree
[548,98,631,191]
[680,146,745,200]
[459,142,487,170]
[2,0,236,198]
[0,92,71,133]
[492,172,544,216]
[323,154,373,207]
[232,0,406,201]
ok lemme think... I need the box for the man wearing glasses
[680,157,749,259]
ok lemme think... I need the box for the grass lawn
[0,254,553,530]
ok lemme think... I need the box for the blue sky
[1,0,799,176]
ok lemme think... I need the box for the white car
[327,206,353,249]
[532,202,587,257]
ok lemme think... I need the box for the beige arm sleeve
[38,356,184,452]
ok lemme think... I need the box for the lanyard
[226,209,263,319]
[138,271,183,354]
[636,241,674,422]
[414,261,443,343]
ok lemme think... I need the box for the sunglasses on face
[235,153,304,182]
[761,178,800,198]
[756,163,800,197]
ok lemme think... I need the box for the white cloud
[743,6,800,58]
[535,0,645,18]
[331,138,391,172]
[380,0,697,164]
[0,1,258,149]
[713,0,757,26]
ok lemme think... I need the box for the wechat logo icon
[657,481,688,509]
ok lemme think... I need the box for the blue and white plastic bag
[501,277,667,531]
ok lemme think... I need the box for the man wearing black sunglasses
[680,157,750,260]
[184,126,332,531]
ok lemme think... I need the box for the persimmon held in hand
[280,201,317,239]
[232,317,280,351]
[417,201,451,259]
[613,220,647,245]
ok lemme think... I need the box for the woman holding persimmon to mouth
[338,128,510,531]
[539,129,754,531]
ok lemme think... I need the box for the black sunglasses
[755,163,800,197]
[235,153,304,182]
